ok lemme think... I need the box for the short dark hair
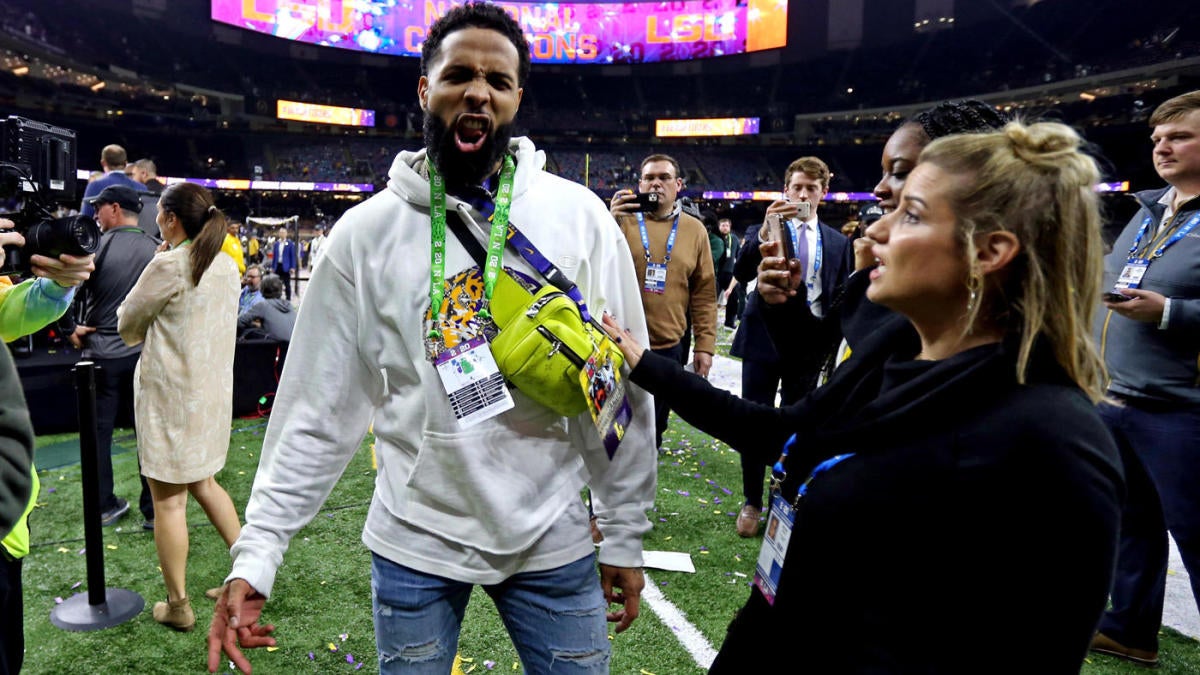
[261,274,284,299]
[640,154,681,180]
[421,3,530,87]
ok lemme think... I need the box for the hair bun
[1003,121,1081,165]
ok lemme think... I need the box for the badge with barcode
[435,336,513,427]
[643,262,667,294]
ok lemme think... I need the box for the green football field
[18,417,1200,674]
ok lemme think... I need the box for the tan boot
[736,505,762,538]
[1090,632,1158,666]
[152,596,195,632]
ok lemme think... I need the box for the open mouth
[454,113,491,152]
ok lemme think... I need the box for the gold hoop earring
[966,270,983,317]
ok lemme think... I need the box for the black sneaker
[142,518,155,531]
[100,498,130,527]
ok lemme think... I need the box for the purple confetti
[47,487,57,493]
[713,497,722,505]
[77,548,85,555]
[699,460,706,466]
[71,581,81,589]
[721,487,732,495]
[308,652,315,661]
[692,473,701,479]
[356,664,363,671]
[671,461,680,467]
[699,546,708,551]
[485,660,497,670]
[658,518,667,522]
[54,596,63,604]
[659,581,667,586]
[346,654,355,664]
[676,490,690,496]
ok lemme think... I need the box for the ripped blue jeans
[371,552,610,674]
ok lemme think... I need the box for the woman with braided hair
[118,182,242,631]
[603,121,1122,671]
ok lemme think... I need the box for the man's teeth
[461,118,486,130]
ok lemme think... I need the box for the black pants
[93,355,153,520]
[274,266,293,300]
[0,554,22,675]
[723,279,744,327]
[738,359,810,509]
[650,343,686,449]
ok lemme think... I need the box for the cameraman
[61,185,158,529]
[1,217,94,674]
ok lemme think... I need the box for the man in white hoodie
[207,4,656,673]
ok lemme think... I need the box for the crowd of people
[1,3,1198,674]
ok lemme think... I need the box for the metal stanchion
[50,360,144,631]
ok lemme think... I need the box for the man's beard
[424,112,515,190]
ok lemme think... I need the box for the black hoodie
[631,317,1122,673]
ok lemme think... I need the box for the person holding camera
[727,157,849,537]
[611,154,716,448]
[61,184,159,529]
[1,217,95,674]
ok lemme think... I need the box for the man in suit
[79,145,145,218]
[271,226,297,301]
[729,156,849,536]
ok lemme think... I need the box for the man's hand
[68,325,96,349]
[0,218,25,269]
[692,351,712,378]
[207,578,276,674]
[599,564,644,634]
[756,240,801,305]
[1105,288,1167,324]
[852,237,875,272]
[30,253,94,287]
[609,189,639,219]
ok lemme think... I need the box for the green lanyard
[428,155,516,336]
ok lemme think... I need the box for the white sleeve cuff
[1159,297,1171,330]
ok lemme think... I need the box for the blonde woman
[118,182,241,631]
[603,122,1123,672]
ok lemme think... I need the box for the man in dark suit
[79,145,145,218]
[271,226,297,301]
[729,156,849,537]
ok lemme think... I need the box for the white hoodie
[229,138,657,594]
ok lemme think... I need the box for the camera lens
[25,214,100,258]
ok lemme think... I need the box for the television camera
[0,116,100,274]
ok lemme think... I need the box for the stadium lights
[12,65,28,76]
[90,81,106,92]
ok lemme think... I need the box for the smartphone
[765,215,798,261]
[632,193,661,212]
[1103,291,1132,303]
[790,200,812,221]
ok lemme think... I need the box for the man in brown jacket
[611,154,716,448]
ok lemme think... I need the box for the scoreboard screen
[212,0,788,64]
[656,117,760,137]
[277,99,376,127]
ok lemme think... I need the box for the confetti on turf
[78,548,85,555]
[329,642,338,652]
[266,647,279,652]
[308,652,315,660]
[734,571,747,577]
[340,633,349,642]
[640,670,657,675]
[106,544,117,550]
[484,660,496,670]
[676,490,689,496]
[47,487,56,493]
[54,596,63,604]
[698,499,708,504]
[721,487,732,495]
[71,581,81,589]
[356,664,364,671]
[57,547,69,553]
[346,654,355,664]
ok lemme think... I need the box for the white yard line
[641,572,718,671]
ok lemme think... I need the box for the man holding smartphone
[1090,90,1200,666]
[728,156,849,537]
[611,154,716,449]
